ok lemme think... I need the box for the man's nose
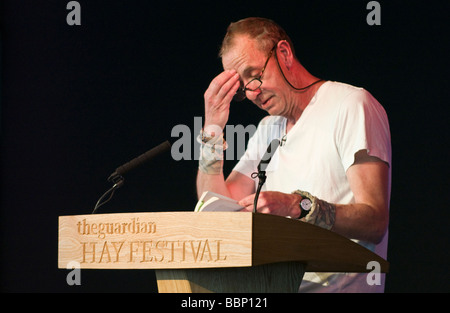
[246,88,262,101]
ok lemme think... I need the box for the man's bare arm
[197,169,255,201]
[332,150,390,244]
[238,150,390,244]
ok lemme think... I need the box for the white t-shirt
[233,81,392,293]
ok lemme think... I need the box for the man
[196,17,391,292]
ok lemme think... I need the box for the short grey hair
[219,17,296,57]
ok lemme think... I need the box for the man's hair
[219,17,295,57]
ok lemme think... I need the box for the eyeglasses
[233,45,276,102]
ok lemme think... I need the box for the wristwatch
[295,194,312,219]
[291,190,315,219]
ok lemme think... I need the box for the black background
[1,0,449,293]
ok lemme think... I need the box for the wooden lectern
[58,212,388,292]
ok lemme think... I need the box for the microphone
[108,140,171,182]
[280,135,287,146]
[257,139,280,172]
[252,139,280,213]
[92,140,172,214]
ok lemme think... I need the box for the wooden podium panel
[58,212,253,269]
[58,212,389,292]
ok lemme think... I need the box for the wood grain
[58,212,253,269]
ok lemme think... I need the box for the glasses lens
[246,78,262,91]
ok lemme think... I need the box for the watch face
[300,198,312,211]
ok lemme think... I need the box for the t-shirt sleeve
[336,89,392,172]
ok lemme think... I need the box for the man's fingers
[207,70,239,98]
[222,79,240,103]
[215,73,240,102]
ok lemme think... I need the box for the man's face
[221,36,289,116]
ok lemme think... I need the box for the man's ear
[277,40,295,70]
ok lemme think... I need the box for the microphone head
[258,139,280,172]
[113,140,171,177]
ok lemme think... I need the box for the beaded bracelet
[197,130,228,175]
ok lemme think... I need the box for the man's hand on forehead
[203,69,240,130]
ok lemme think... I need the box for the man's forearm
[333,202,389,244]
[196,128,232,199]
[196,169,232,199]
[292,189,388,244]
